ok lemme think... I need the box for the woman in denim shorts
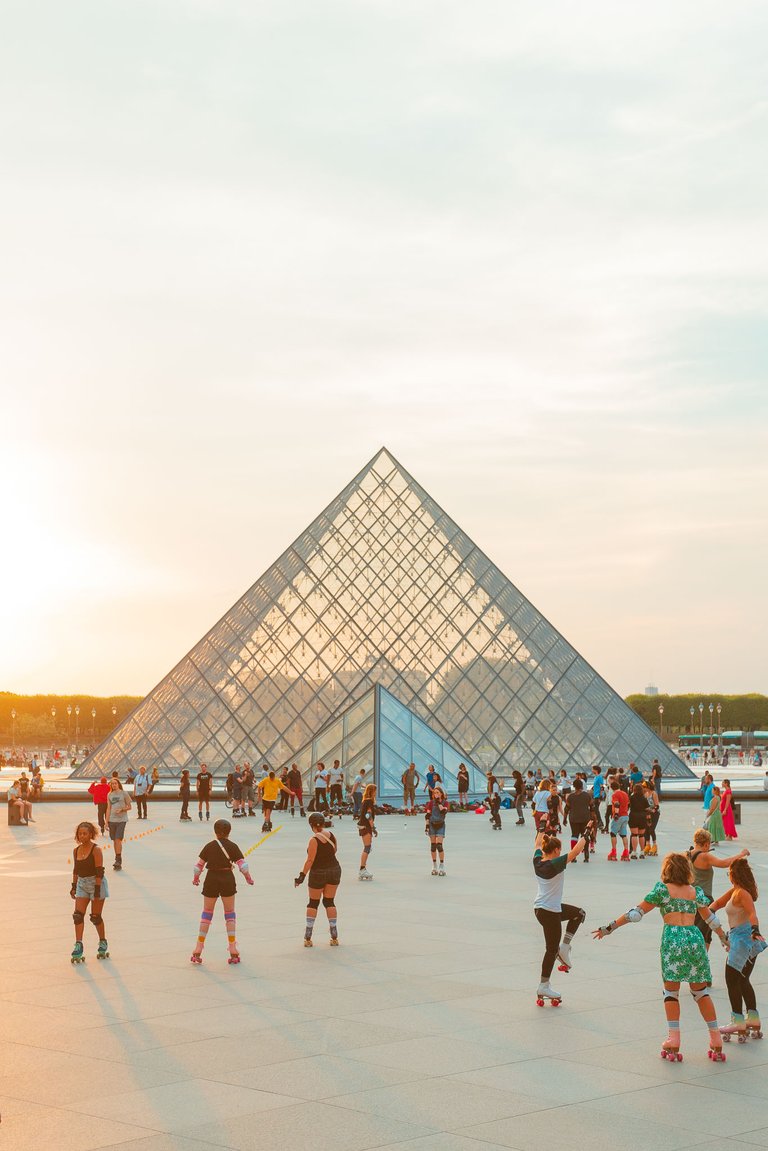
[69,821,110,963]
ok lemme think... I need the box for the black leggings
[569,821,590,859]
[535,904,585,979]
[725,958,757,1015]
[647,809,660,843]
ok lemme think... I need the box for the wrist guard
[193,860,204,880]
[70,884,77,897]
[236,858,251,877]
[602,921,618,935]
[752,924,762,940]
[295,872,306,886]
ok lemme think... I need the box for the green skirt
[705,806,725,843]
[660,924,712,983]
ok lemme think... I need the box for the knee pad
[574,907,586,927]
[691,986,710,1002]
[72,910,85,925]
[307,898,320,910]
[322,897,335,909]
[224,911,235,922]
[201,911,214,922]
[363,844,371,855]
[89,913,103,927]
[663,988,680,1003]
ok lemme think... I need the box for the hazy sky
[2,0,767,699]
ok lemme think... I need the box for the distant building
[645,685,659,696]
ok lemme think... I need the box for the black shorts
[202,870,237,898]
[358,824,373,837]
[308,865,342,888]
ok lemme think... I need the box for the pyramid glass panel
[72,448,693,783]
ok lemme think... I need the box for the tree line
[625,693,768,734]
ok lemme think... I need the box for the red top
[611,789,629,817]
[88,780,110,803]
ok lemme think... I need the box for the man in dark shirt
[564,778,594,862]
[196,764,213,822]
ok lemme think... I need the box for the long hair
[661,852,693,886]
[362,783,376,802]
[730,858,758,901]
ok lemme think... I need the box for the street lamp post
[698,703,704,763]
[11,708,16,751]
[709,703,714,761]
[75,706,80,753]
[111,705,117,727]
[91,707,96,742]
[717,703,722,753]
[51,707,57,754]
[658,704,664,739]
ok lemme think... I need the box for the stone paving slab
[1,800,767,1149]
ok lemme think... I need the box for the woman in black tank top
[294,812,342,948]
[70,821,109,963]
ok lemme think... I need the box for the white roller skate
[557,941,572,973]
[536,981,562,1007]
[438,866,446,876]
[358,868,373,881]
[720,1013,747,1043]
[431,866,438,875]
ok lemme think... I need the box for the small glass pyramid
[73,448,692,783]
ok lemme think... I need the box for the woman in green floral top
[594,852,728,1063]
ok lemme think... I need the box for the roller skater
[69,821,110,966]
[607,778,630,862]
[295,811,342,947]
[191,818,254,964]
[357,783,377,880]
[257,768,291,832]
[594,851,728,1063]
[426,785,448,875]
[532,830,587,1003]
[106,778,130,871]
[709,857,766,1044]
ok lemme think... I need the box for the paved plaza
[1,799,768,1151]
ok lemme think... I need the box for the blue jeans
[353,792,362,817]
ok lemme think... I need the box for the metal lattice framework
[72,448,692,782]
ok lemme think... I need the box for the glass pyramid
[72,447,693,784]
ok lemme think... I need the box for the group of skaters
[532,806,765,1064]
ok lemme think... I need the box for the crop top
[644,881,710,914]
[74,847,98,877]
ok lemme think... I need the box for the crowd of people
[7,745,762,1069]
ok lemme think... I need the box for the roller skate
[708,1042,726,1062]
[746,1011,763,1039]
[620,848,631,862]
[431,866,438,875]
[112,857,122,871]
[557,941,572,972]
[438,866,446,876]
[536,981,562,1007]
[330,929,339,946]
[720,1012,746,1043]
[96,939,110,960]
[630,851,638,860]
[607,848,617,861]
[190,952,203,964]
[358,868,373,881]
[303,937,313,948]
[660,1037,682,1062]
[261,822,269,833]
[70,942,85,965]
[227,951,241,965]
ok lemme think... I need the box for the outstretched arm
[710,848,749,868]
[593,900,655,939]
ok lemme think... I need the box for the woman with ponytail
[532,829,587,1005]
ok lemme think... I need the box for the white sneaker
[358,869,373,881]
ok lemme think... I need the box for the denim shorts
[75,875,109,900]
[610,815,629,836]
[108,821,127,841]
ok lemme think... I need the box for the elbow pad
[626,907,645,923]
[704,911,722,930]
[236,858,251,876]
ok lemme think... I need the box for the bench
[7,802,26,827]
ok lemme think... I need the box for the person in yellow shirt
[257,770,292,832]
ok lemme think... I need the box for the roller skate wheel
[330,938,339,946]
[97,951,109,960]
[557,964,570,973]
[721,1033,731,1042]
[227,955,241,964]
[190,954,202,964]
[738,1034,748,1044]
[303,938,313,947]
[708,1048,726,1062]
[752,1030,763,1039]
[552,999,562,1007]
[536,997,545,1006]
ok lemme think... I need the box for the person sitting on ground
[8,780,34,823]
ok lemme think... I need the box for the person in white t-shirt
[351,769,366,818]
[313,763,329,813]
[327,760,345,817]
